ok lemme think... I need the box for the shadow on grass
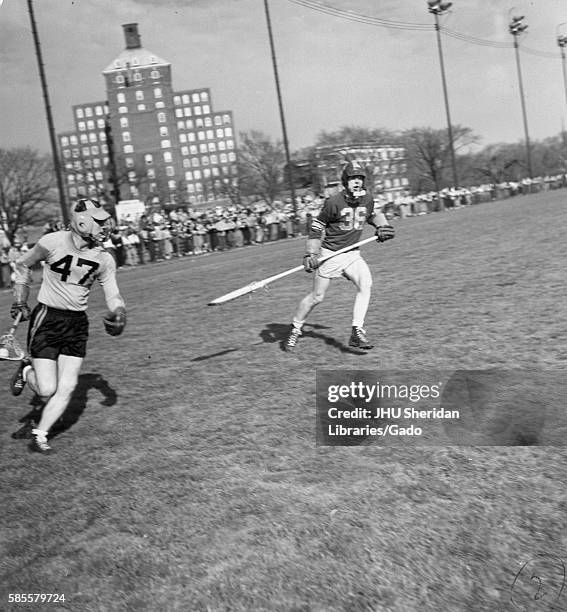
[259,322,370,355]
[14,373,117,439]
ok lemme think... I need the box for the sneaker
[29,431,53,454]
[11,420,35,440]
[349,326,374,350]
[11,358,31,397]
[284,326,302,351]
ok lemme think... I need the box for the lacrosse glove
[103,306,127,337]
[10,302,31,322]
[376,225,395,243]
[303,253,319,273]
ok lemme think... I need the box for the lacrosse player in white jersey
[9,199,127,454]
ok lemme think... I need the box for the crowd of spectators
[0,173,565,279]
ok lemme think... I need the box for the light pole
[557,25,567,111]
[427,0,459,190]
[263,0,296,211]
[509,12,533,179]
[27,0,69,225]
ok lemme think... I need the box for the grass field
[1,190,567,612]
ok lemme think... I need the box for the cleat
[11,358,31,397]
[349,326,374,350]
[28,431,53,454]
[284,326,302,352]
[11,420,35,440]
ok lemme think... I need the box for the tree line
[2,124,567,241]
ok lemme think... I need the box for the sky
[1,0,567,154]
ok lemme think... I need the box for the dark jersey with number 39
[310,192,375,251]
[20,230,118,311]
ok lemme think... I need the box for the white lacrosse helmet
[70,199,112,244]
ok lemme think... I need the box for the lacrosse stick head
[0,332,25,361]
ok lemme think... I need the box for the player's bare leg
[344,259,374,349]
[30,355,83,453]
[285,274,331,351]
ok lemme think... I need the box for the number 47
[50,255,99,285]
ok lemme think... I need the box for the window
[228,152,236,162]
[134,72,142,81]
[163,152,172,163]
[194,170,201,180]
[122,132,131,142]
[201,156,209,165]
[95,171,103,180]
[174,95,181,105]
[222,114,231,124]
[168,180,176,190]
[145,154,153,165]
[205,117,212,127]
[97,119,105,128]
[147,168,156,179]
[67,175,75,184]
[199,143,207,153]
[130,186,139,197]
[135,90,144,101]
[196,118,204,128]
[191,158,199,167]
[137,104,146,111]
[95,105,103,116]
[101,144,108,154]
[186,120,194,130]
[206,130,214,140]
[161,140,171,148]
[82,147,90,157]
[154,88,162,99]
[125,157,134,168]
[80,134,88,144]
[194,106,202,116]
[69,187,77,198]
[179,134,187,143]
[220,153,228,163]
[155,101,165,109]
[120,117,129,128]
[208,143,216,152]
[93,159,100,168]
[184,107,192,117]
[70,136,78,145]
[203,105,210,115]
[188,133,196,142]
[210,154,218,164]
[214,116,222,125]
[198,131,205,141]
[150,70,160,79]
[177,121,185,130]
[99,131,106,142]
[200,92,209,102]
[216,128,223,138]
[225,127,233,137]
[86,120,95,130]
[124,145,134,153]
[128,171,136,182]
[76,108,84,119]
[91,145,99,155]
[117,92,126,103]
[166,166,175,176]
[85,107,93,117]
[190,144,198,154]
[119,106,128,114]
[227,140,234,150]
[185,171,193,181]
[175,109,183,118]
[192,93,200,103]
[89,133,97,143]
[203,168,211,178]
[157,112,166,123]
[181,146,189,156]
[159,126,169,137]
[182,94,190,104]
[218,141,226,151]
[78,122,86,132]
[183,160,191,169]
[116,75,125,84]
[61,136,69,147]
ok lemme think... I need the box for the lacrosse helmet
[70,198,112,245]
[341,160,366,190]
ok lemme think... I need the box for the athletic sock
[292,318,304,331]
[22,364,32,382]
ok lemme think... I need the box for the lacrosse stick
[208,235,377,306]
[0,312,26,361]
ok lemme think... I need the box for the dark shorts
[28,303,89,360]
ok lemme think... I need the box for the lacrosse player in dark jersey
[9,199,127,453]
[284,161,394,352]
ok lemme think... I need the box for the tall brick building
[58,24,237,211]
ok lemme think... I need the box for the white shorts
[317,248,363,279]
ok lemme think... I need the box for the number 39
[339,207,367,231]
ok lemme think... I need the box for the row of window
[118,102,165,113]
[113,57,159,69]
[117,89,163,104]
[78,119,106,132]
[114,70,161,84]
[174,92,209,105]
[122,138,234,155]
[174,105,211,118]
[75,105,107,119]
[176,115,228,130]
[178,127,233,143]
[63,145,109,159]
[61,131,107,147]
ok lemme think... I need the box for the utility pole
[263,0,297,211]
[509,12,533,179]
[557,26,567,112]
[427,0,459,189]
[27,0,69,225]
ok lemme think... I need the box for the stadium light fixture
[427,0,458,189]
[508,9,533,178]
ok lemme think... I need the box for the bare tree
[0,147,59,242]
[237,130,285,204]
